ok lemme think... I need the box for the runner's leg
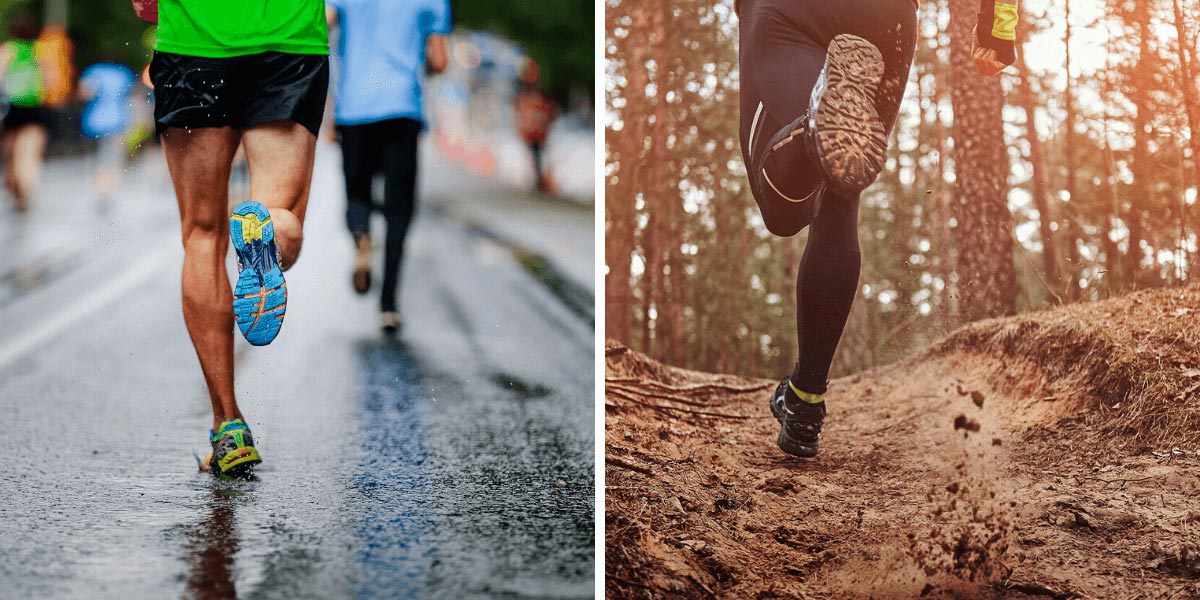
[738,0,827,236]
[340,123,383,295]
[161,126,243,433]
[740,0,916,394]
[791,0,916,393]
[379,118,421,314]
[791,192,862,393]
[338,123,381,240]
[2,131,17,204]
[94,134,124,206]
[11,124,47,205]
[241,121,318,270]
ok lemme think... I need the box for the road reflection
[184,484,248,600]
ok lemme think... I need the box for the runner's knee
[180,213,227,249]
[759,205,807,238]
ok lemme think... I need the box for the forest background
[605,0,1200,378]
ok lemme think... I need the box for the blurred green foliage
[451,0,593,103]
[0,0,154,69]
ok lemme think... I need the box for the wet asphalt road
[0,145,595,599]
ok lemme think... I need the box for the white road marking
[0,243,178,370]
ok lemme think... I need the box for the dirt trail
[606,288,1200,599]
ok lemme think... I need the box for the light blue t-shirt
[79,63,136,139]
[327,0,451,126]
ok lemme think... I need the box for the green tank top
[155,0,328,58]
[4,41,43,108]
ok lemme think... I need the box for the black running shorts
[2,105,47,131]
[149,51,329,137]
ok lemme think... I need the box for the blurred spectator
[515,81,557,194]
[78,53,136,207]
[35,23,74,108]
[0,14,50,212]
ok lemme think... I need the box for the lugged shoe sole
[811,34,888,195]
[230,201,287,346]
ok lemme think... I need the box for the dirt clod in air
[953,414,981,433]
[970,390,985,408]
[910,462,1012,586]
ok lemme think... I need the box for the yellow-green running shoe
[204,419,262,478]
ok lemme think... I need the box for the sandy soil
[606,289,1200,599]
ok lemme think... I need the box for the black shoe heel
[776,430,819,458]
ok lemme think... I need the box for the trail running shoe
[757,34,888,199]
[230,201,286,346]
[769,379,826,458]
[204,419,262,478]
[809,33,888,195]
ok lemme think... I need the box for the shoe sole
[770,386,820,458]
[777,430,819,458]
[811,34,888,195]
[230,201,286,346]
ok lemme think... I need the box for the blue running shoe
[230,201,287,346]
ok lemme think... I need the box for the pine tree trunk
[645,0,670,362]
[1126,0,1152,288]
[1061,2,1082,300]
[605,170,635,345]
[947,0,1017,322]
[1100,14,1122,291]
[1172,0,1200,198]
[610,0,651,348]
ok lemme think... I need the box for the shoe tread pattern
[230,201,286,346]
[812,34,888,195]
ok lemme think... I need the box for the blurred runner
[326,0,450,334]
[135,0,329,477]
[515,81,556,194]
[0,15,50,213]
[78,53,136,208]
[35,22,77,142]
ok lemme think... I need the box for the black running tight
[738,0,917,394]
